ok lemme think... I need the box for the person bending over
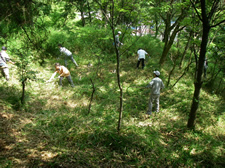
[58,44,78,67]
[47,63,74,88]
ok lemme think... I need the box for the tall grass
[0,27,224,168]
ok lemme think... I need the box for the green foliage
[1,31,225,166]
[0,0,225,167]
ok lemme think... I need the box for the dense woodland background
[0,0,225,167]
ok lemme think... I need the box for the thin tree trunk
[159,25,184,65]
[21,78,27,105]
[172,51,193,88]
[167,55,178,87]
[110,0,123,133]
[216,77,223,94]
[179,31,193,69]
[88,78,95,114]
[87,1,92,23]
[81,10,85,27]
[187,0,210,129]
[154,14,159,38]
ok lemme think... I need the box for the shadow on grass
[1,94,224,167]
[0,85,21,110]
[18,112,225,167]
[0,112,17,167]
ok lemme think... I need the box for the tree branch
[88,78,95,114]
[210,19,225,28]
[190,0,202,22]
[208,0,220,21]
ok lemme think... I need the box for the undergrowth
[0,34,224,168]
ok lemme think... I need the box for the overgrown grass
[0,35,225,168]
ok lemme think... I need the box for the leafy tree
[16,49,38,105]
[152,0,191,65]
[99,0,124,133]
[205,25,225,94]
[187,0,225,129]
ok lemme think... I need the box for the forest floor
[0,56,225,167]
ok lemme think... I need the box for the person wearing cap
[47,63,75,88]
[146,71,164,115]
[137,48,149,69]
[115,31,123,47]
[58,44,78,67]
[0,46,15,81]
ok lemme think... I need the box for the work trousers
[59,75,74,87]
[137,58,145,69]
[65,55,78,67]
[147,94,160,114]
[1,67,10,81]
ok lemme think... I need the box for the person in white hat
[115,31,123,47]
[147,70,164,115]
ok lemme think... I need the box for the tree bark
[159,25,183,65]
[88,78,95,114]
[187,0,210,129]
[179,31,193,69]
[167,54,179,87]
[87,1,92,23]
[154,13,159,38]
[110,0,123,133]
[81,10,85,27]
[159,2,188,65]
[21,78,27,105]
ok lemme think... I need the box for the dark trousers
[59,75,74,87]
[137,58,145,69]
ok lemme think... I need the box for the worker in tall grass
[147,71,164,115]
[47,63,74,88]
[58,44,78,67]
[0,46,15,81]
[137,48,149,69]
[115,31,123,47]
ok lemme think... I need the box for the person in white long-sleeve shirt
[137,48,149,69]
[0,46,15,81]
[58,44,78,67]
[147,71,164,115]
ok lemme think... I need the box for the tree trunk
[116,48,123,133]
[88,78,95,114]
[110,0,123,133]
[87,1,92,23]
[21,78,27,105]
[167,54,179,87]
[187,1,210,129]
[81,10,85,27]
[102,2,108,27]
[179,31,193,69]
[154,14,159,38]
[159,25,182,65]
